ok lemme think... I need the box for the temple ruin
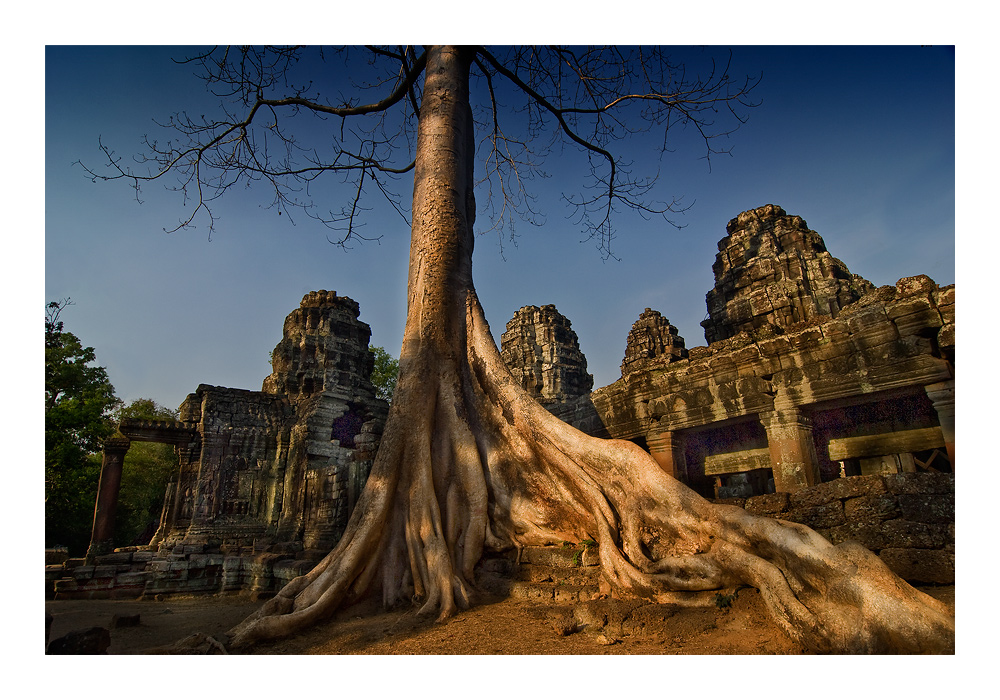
[51,291,388,599]
[48,204,955,598]
[508,205,955,583]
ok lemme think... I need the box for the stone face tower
[263,290,377,402]
[152,290,388,557]
[500,304,593,405]
[620,308,688,377]
[701,204,875,344]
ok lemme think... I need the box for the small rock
[552,614,576,636]
[47,627,111,655]
[111,613,140,628]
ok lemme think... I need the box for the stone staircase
[475,543,602,603]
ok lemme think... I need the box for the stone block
[882,473,954,495]
[881,520,952,549]
[786,500,845,529]
[938,322,955,347]
[72,566,96,580]
[744,492,790,515]
[94,551,133,565]
[789,476,884,508]
[843,494,901,522]
[895,275,937,297]
[114,571,151,586]
[47,627,111,655]
[892,307,944,338]
[879,548,954,584]
[46,548,70,565]
[897,493,954,524]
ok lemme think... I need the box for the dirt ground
[44,584,954,655]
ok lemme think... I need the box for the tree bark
[227,46,955,653]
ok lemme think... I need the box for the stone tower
[701,204,874,344]
[152,290,388,556]
[500,304,593,405]
[262,290,388,550]
[263,290,377,403]
[620,308,688,377]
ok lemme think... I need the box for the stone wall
[500,304,593,405]
[716,473,954,584]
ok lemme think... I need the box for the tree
[112,399,180,547]
[369,346,399,403]
[87,46,953,653]
[45,300,121,554]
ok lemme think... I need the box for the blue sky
[44,45,955,412]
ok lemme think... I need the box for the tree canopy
[369,345,399,403]
[45,300,121,553]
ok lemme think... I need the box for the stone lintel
[119,418,198,446]
[704,448,772,476]
[827,426,947,462]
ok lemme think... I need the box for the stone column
[86,437,131,562]
[646,429,687,482]
[759,409,821,493]
[925,380,955,467]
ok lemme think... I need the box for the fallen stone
[47,627,111,655]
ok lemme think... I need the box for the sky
[43,44,956,412]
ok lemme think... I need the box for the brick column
[86,437,131,562]
[925,380,955,467]
[646,429,687,482]
[759,409,821,493]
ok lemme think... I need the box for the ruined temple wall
[157,385,296,548]
[552,273,954,498]
[716,473,954,584]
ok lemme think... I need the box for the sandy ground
[43,584,954,655]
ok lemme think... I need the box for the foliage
[369,346,399,403]
[45,300,121,554]
[113,399,180,547]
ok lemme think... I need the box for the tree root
[224,290,954,654]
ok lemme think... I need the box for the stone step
[475,544,602,602]
[509,580,599,604]
[480,544,600,568]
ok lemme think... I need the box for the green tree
[112,399,180,547]
[45,300,121,554]
[90,46,952,653]
[369,346,399,403]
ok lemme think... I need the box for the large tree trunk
[227,46,954,653]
